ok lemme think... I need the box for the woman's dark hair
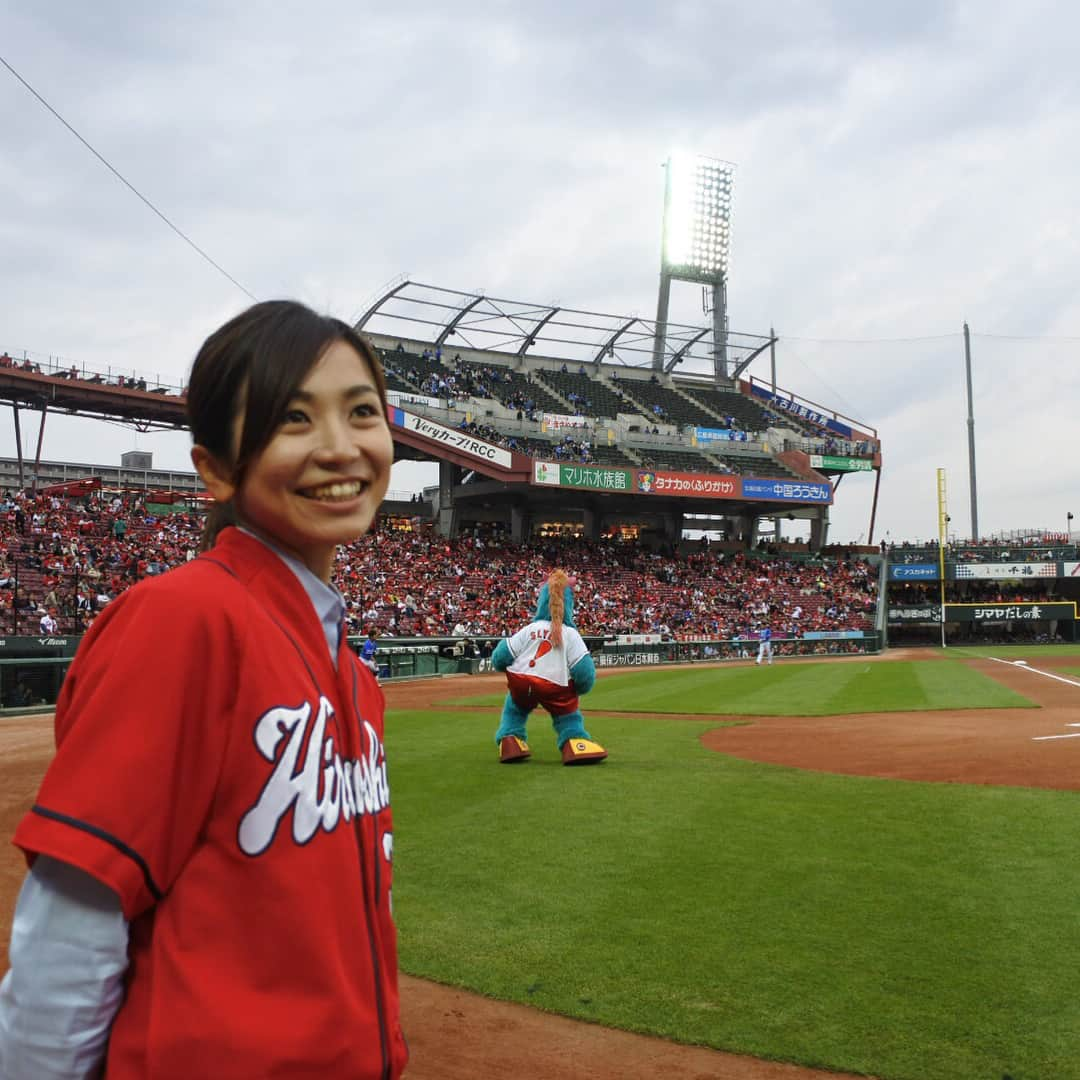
[186,299,389,550]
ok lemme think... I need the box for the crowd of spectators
[12,485,1080,647]
[887,537,1076,563]
[332,521,877,641]
[447,355,513,399]
[1,490,201,635]
[1,491,878,640]
[546,434,594,463]
[886,552,1072,647]
[455,420,507,446]
[503,390,539,419]
[562,389,593,416]
[1,350,176,394]
[382,350,544,420]
[825,436,875,457]
[889,580,1060,607]
[0,352,41,374]
[375,346,789,469]
[415,367,517,406]
[788,435,877,458]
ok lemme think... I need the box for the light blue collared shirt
[239,526,346,666]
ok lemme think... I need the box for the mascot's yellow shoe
[499,736,531,763]
[561,738,608,766]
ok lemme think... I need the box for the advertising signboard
[390,408,513,468]
[809,454,873,472]
[741,478,832,503]
[944,602,1076,623]
[533,462,633,491]
[889,564,939,581]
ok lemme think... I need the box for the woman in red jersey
[0,301,408,1079]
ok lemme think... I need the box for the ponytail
[548,569,569,648]
[200,501,239,552]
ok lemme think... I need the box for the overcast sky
[2,1,1077,544]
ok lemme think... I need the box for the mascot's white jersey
[505,620,588,686]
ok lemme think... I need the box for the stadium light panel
[662,152,734,283]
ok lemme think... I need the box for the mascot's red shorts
[506,672,580,717]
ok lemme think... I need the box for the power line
[784,329,1080,345]
[971,332,1080,342]
[0,53,258,302]
[782,333,959,344]
[780,352,868,423]
[786,331,1080,344]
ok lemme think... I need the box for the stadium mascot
[492,569,607,765]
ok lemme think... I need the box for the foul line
[988,656,1080,688]
[987,657,1080,741]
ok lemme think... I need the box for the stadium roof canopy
[354,277,774,378]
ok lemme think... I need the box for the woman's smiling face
[231,339,393,580]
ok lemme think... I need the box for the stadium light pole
[963,322,978,540]
[652,154,735,380]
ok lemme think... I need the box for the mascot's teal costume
[492,569,607,765]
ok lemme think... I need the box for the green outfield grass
[387,699,1080,1080]
[456,659,1035,715]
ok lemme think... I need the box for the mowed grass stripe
[456,660,1034,715]
[387,706,1080,1080]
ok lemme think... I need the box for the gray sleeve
[0,855,129,1080]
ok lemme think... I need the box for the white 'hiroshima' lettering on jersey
[505,620,588,686]
[237,696,391,856]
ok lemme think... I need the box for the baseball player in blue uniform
[359,629,380,679]
[755,626,773,665]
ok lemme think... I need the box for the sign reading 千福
[953,563,1058,580]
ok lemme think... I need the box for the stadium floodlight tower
[651,153,735,380]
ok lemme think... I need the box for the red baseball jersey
[14,527,408,1078]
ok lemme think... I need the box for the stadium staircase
[533,368,646,423]
[675,383,775,432]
